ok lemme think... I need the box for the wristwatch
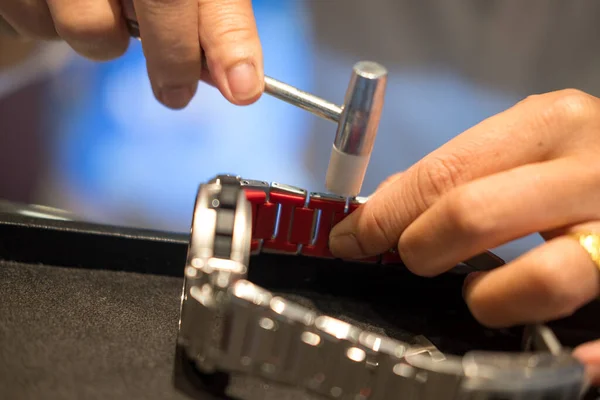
[177,174,587,400]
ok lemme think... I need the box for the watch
[176,174,587,400]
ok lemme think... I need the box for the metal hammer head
[325,61,387,197]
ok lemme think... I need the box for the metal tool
[214,60,387,198]
[122,6,387,198]
[234,64,388,197]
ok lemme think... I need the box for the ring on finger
[568,231,600,299]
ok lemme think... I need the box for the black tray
[0,211,598,399]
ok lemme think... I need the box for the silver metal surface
[333,62,387,156]
[264,77,342,123]
[177,175,588,400]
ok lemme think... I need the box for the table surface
[0,259,526,400]
[0,214,598,399]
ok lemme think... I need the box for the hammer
[123,9,387,198]
[263,62,387,198]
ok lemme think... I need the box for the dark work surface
[0,214,599,399]
[0,260,511,400]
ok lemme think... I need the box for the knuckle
[445,187,492,237]
[544,89,598,127]
[414,154,469,208]
[520,93,544,104]
[466,303,497,328]
[356,205,397,253]
[529,258,583,317]
[212,21,256,44]
[201,7,258,58]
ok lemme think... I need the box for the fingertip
[573,340,600,363]
[573,341,600,386]
[329,233,365,259]
[198,0,263,105]
[154,81,198,110]
[329,212,362,258]
[461,271,510,328]
[225,60,263,104]
[461,271,486,298]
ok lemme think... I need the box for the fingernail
[227,62,260,102]
[462,272,483,298]
[159,85,195,109]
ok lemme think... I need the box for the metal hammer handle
[262,77,342,123]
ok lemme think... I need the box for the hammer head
[325,61,387,197]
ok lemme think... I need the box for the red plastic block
[301,197,346,258]
[263,192,307,253]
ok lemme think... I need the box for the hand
[0,0,263,109]
[329,89,600,384]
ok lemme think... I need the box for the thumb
[329,172,413,259]
[328,149,478,260]
[198,0,264,105]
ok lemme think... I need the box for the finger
[329,89,600,259]
[573,339,600,386]
[132,0,200,109]
[0,0,57,39]
[399,156,600,276]
[198,0,263,105]
[375,172,404,193]
[462,232,600,328]
[357,172,405,202]
[47,0,129,60]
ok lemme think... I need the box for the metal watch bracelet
[177,175,587,400]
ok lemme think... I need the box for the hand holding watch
[175,175,588,400]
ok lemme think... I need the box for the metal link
[267,297,318,385]
[219,280,271,373]
[262,182,309,255]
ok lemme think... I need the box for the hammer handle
[262,77,342,123]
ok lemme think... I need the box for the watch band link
[239,177,502,271]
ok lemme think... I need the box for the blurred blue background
[44,0,317,232]
[6,1,598,260]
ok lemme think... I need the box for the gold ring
[568,232,600,271]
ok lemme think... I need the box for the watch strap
[238,177,504,272]
[177,176,586,400]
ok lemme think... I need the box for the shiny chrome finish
[270,182,308,200]
[333,62,387,157]
[264,77,342,123]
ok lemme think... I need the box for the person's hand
[329,89,600,384]
[0,0,264,109]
